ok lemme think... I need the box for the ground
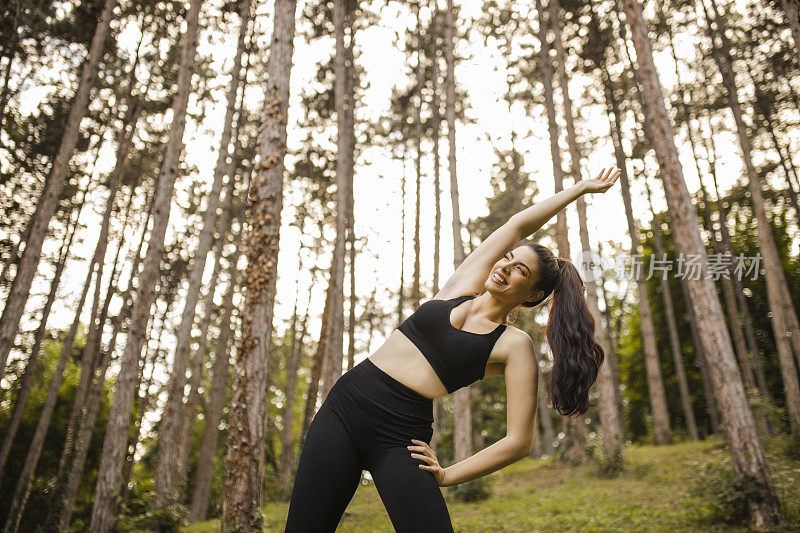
[184,436,800,532]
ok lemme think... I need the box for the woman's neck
[473,292,515,325]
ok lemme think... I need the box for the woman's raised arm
[433,167,620,301]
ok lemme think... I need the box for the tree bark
[701,0,800,435]
[444,0,472,463]
[780,0,800,63]
[620,0,781,525]
[221,0,297,528]
[302,272,332,436]
[277,262,313,495]
[397,145,407,329]
[153,0,249,506]
[0,203,81,480]
[601,59,674,445]
[549,0,623,462]
[89,0,203,529]
[595,247,627,440]
[121,298,171,504]
[537,369,557,455]
[174,217,226,481]
[643,178,699,440]
[0,0,118,378]
[345,8,357,373]
[55,187,144,530]
[50,70,152,525]
[430,3,443,449]
[2,170,97,532]
[533,0,587,462]
[319,0,349,404]
[412,3,423,311]
[190,230,242,522]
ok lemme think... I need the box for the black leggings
[284,357,454,532]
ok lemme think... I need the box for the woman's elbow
[511,436,534,460]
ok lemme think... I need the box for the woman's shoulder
[493,326,536,365]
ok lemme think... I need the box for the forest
[0,0,799,531]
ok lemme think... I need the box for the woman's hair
[517,240,604,418]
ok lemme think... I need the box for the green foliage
[687,460,751,524]
[0,327,114,531]
[683,436,800,530]
[597,444,625,478]
[115,477,188,532]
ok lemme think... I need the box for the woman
[284,167,621,532]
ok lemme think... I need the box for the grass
[186,436,800,532]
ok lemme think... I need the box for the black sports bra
[397,295,507,394]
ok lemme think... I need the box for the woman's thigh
[368,446,454,533]
[284,402,364,532]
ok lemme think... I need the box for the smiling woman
[283,167,620,532]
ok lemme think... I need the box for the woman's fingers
[411,452,435,464]
[595,167,609,180]
[410,438,434,454]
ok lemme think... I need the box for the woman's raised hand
[581,166,621,194]
[408,439,446,486]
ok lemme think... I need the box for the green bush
[115,485,189,532]
[448,477,491,503]
[597,443,624,478]
[687,460,751,525]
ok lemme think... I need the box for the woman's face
[485,247,544,304]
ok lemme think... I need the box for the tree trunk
[57,180,155,528]
[49,75,151,524]
[620,0,781,525]
[444,0,471,463]
[221,0,297,528]
[681,274,722,433]
[0,204,81,480]
[345,9,357,373]
[412,4,423,311]
[534,0,587,462]
[190,230,242,522]
[121,300,171,504]
[701,0,800,435]
[2,174,96,531]
[696,100,771,401]
[431,1,442,301]
[0,0,118,378]
[669,16,770,421]
[601,67,672,445]
[780,0,800,63]
[277,263,314,495]
[549,0,624,462]
[318,0,348,404]
[89,0,203,529]
[397,144,407,328]
[430,9,443,448]
[174,218,226,481]
[153,0,249,506]
[302,273,332,436]
[56,189,144,530]
[595,244,627,440]
[535,368,556,456]
[176,131,247,491]
[643,178,699,440]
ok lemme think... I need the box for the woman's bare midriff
[367,328,509,399]
[367,330,451,399]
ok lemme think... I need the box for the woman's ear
[527,289,545,304]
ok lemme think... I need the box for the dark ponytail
[519,241,605,417]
